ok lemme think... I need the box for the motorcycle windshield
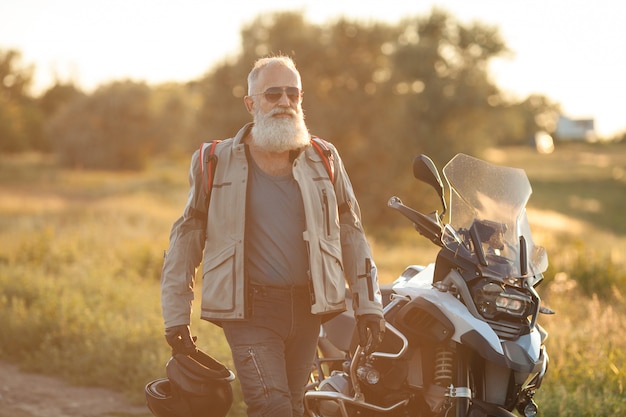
[442,154,548,284]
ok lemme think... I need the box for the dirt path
[0,361,151,417]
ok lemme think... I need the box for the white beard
[251,107,310,152]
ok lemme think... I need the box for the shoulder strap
[310,136,335,184]
[199,139,221,204]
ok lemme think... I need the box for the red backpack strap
[200,140,221,195]
[310,136,335,184]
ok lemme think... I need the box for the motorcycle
[305,153,553,417]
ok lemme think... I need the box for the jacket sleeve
[161,150,207,328]
[330,145,384,318]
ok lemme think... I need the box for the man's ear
[244,96,254,114]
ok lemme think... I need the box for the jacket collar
[233,122,254,147]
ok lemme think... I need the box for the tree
[48,81,156,170]
[389,9,509,166]
[39,82,84,117]
[37,82,85,152]
[0,49,44,152]
[150,82,198,154]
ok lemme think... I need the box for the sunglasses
[251,86,302,103]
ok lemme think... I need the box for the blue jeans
[222,285,321,417]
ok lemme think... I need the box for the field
[1,142,625,416]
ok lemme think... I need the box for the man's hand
[165,324,197,355]
[356,314,386,354]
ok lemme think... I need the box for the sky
[1,0,624,137]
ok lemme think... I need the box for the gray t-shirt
[245,158,309,287]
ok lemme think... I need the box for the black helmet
[145,349,235,417]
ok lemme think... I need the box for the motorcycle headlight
[476,282,532,319]
[495,293,530,317]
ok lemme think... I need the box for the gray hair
[247,56,301,95]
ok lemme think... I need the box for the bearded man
[160,55,385,417]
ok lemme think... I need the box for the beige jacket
[161,123,383,327]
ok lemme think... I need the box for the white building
[555,115,596,141]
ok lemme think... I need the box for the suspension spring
[434,347,454,386]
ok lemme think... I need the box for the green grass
[536,285,626,416]
[487,142,626,235]
[1,144,626,416]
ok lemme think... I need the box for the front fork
[431,343,472,417]
[454,345,471,417]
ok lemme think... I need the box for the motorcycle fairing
[394,268,504,356]
[501,331,544,374]
[394,266,546,375]
[393,296,455,343]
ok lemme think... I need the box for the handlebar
[388,196,443,247]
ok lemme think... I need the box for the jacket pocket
[319,238,345,306]
[320,188,340,240]
[202,243,238,313]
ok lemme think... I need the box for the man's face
[247,63,302,110]
[246,65,309,152]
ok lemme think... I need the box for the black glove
[165,324,197,355]
[356,314,386,354]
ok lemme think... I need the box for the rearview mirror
[412,154,447,218]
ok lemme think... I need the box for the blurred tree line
[2,10,565,223]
